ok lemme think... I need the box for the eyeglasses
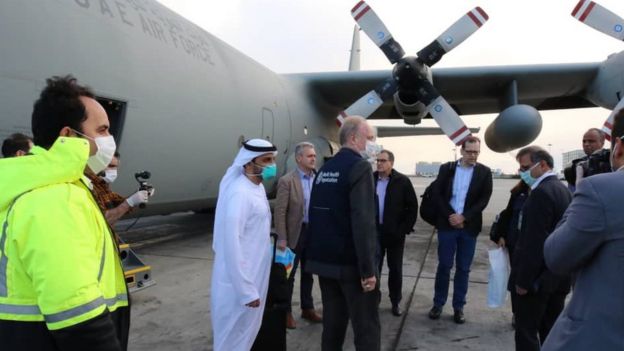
[376,159,389,163]
[518,163,539,172]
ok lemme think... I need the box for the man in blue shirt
[374,149,418,317]
[428,136,493,324]
[275,142,322,329]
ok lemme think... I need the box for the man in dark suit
[512,146,572,351]
[541,111,624,351]
[374,149,418,317]
[428,136,493,324]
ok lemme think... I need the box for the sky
[157,0,624,174]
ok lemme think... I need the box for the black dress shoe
[391,304,403,317]
[453,309,465,324]
[428,306,442,320]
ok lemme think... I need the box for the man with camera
[564,128,611,191]
[87,152,154,226]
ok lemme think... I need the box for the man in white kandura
[210,138,278,351]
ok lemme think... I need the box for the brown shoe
[286,312,297,329]
[301,309,322,323]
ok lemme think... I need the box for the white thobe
[211,176,272,351]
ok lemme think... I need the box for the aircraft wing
[288,62,600,119]
[377,126,480,138]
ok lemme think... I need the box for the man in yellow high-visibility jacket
[0,75,130,351]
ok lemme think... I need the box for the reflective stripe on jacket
[0,138,128,330]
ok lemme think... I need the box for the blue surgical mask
[520,163,539,187]
[260,163,277,180]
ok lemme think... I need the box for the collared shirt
[376,176,390,224]
[450,160,475,214]
[531,171,557,190]
[298,167,314,223]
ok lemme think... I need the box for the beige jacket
[274,169,307,249]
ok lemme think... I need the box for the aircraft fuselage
[0,0,336,214]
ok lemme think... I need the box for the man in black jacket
[374,149,418,317]
[305,116,380,351]
[512,146,571,351]
[428,136,492,324]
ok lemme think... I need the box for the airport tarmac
[120,178,519,350]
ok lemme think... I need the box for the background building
[415,162,442,177]
[562,149,585,168]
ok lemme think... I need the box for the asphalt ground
[120,178,519,350]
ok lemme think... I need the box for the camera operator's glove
[126,190,149,208]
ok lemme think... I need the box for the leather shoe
[428,306,442,320]
[391,304,403,317]
[453,309,465,324]
[301,309,322,323]
[286,312,297,329]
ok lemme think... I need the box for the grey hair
[339,116,367,146]
[295,141,315,157]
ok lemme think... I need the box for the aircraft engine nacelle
[393,92,428,125]
[485,104,542,153]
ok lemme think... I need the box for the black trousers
[514,290,566,351]
[318,276,380,351]
[378,235,405,305]
[287,225,315,312]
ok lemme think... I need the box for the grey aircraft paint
[1,0,623,214]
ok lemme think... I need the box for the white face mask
[102,169,118,184]
[72,129,117,174]
[361,140,380,160]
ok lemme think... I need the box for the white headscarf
[216,139,278,201]
[213,139,277,253]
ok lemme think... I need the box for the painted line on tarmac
[390,227,437,351]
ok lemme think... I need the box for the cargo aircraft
[0,0,623,215]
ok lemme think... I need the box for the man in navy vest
[305,116,380,351]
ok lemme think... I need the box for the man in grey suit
[542,110,624,351]
[275,141,322,329]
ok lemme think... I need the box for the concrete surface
[122,178,520,350]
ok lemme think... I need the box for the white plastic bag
[487,247,510,308]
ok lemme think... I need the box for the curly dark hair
[1,133,32,157]
[31,75,95,149]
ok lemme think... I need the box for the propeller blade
[412,79,471,145]
[351,1,405,63]
[572,0,624,41]
[417,7,489,66]
[336,78,398,126]
[601,98,624,141]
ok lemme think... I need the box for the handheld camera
[134,171,153,209]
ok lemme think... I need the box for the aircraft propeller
[572,0,624,140]
[572,0,624,42]
[336,1,488,146]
